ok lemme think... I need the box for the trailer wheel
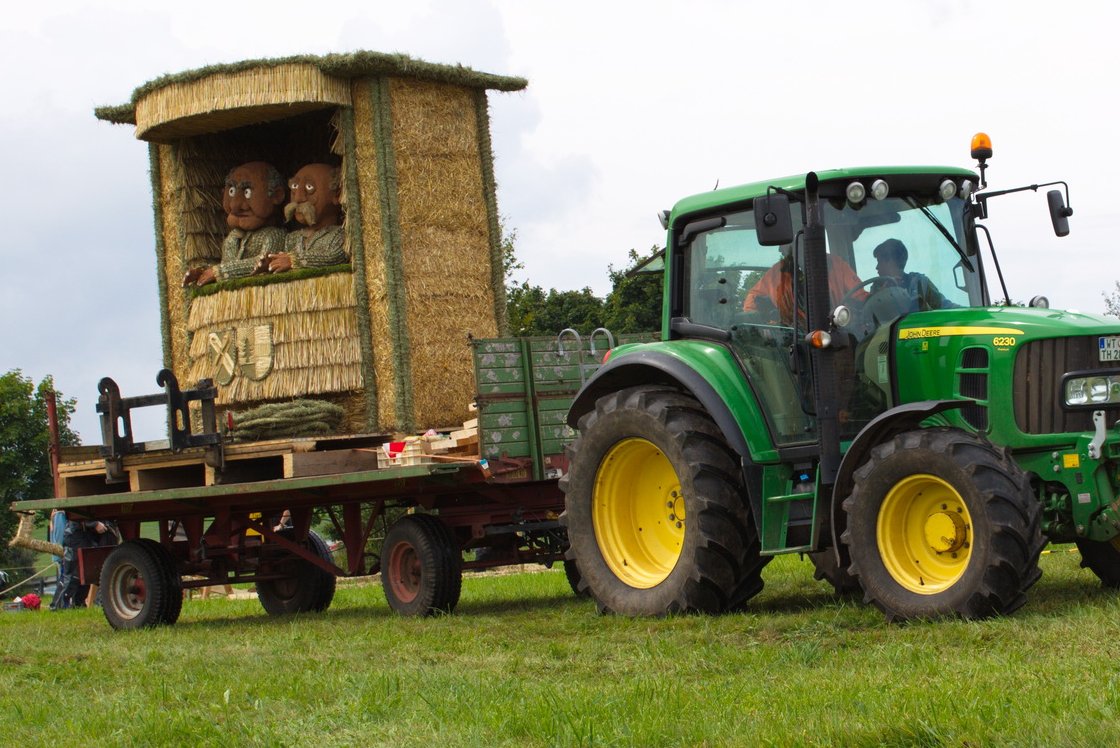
[381,514,462,616]
[808,549,861,596]
[135,538,183,624]
[1075,537,1120,587]
[101,541,173,630]
[256,530,335,616]
[842,428,1044,621]
[562,386,767,615]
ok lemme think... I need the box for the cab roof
[670,165,978,226]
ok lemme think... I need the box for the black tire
[135,538,183,624]
[841,428,1045,621]
[256,530,336,616]
[808,549,861,596]
[561,386,768,616]
[381,514,462,616]
[101,541,174,630]
[563,558,590,598]
[1076,538,1120,587]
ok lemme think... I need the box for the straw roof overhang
[95,51,528,143]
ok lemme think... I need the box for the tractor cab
[674,167,985,447]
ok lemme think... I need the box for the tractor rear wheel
[561,386,767,615]
[381,514,462,616]
[1076,537,1120,587]
[842,428,1044,621]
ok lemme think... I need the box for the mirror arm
[975,223,1010,306]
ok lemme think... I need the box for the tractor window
[683,207,815,446]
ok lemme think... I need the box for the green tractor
[562,134,1120,620]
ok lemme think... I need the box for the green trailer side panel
[471,333,657,477]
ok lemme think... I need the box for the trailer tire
[135,538,183,624]
[842,428,1044,621]
[562,386,767,616]
[1076,538,1120,587]
[256,530,335,616]
[101,541,173,630]
[808,549,861,596]
[381,514,462,616]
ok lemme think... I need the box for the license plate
[1100,336,1120,362]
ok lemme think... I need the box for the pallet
[56,433,393,498]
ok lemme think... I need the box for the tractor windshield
[681,192,983,446]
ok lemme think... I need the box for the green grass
[2,548,1117,747]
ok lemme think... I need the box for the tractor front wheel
[561,386,767,615]
[842,428,1044,621]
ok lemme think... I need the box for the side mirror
[1047,189,1072,237]
[754,194,793,246]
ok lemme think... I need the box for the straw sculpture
[98,50,524,436]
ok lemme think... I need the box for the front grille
[959,371,988,430]
[1014,337,1107,434]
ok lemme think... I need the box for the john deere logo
[207,325,274,384]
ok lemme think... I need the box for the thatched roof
[95,50,528,141]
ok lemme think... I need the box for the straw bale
[148,143,172,367]
[351,80,397,430]
[134,64,351,141]
[389,78,499,426]
[158,144,191,379]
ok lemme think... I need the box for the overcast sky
[2,0,1117,441]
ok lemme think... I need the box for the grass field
[1,547,1117,747]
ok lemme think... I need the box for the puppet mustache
[284,201,317,224]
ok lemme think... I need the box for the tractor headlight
[846,181,866,204]
[939,179,957,201]
[1062,373,1120,408]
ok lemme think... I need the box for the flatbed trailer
[12,333,649,629]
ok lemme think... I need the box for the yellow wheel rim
[877,473,972,594]
[592,438,684,589]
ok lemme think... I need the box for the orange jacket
[742,255,867,323]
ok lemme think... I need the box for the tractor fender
[568,349,753,461]
[828,399,967,556]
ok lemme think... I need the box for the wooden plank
[461,418,479,430]
[283,449,383,478]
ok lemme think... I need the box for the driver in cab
[742,244,867,325]
[871,239,957,311]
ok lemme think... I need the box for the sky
[2,0,1118,442]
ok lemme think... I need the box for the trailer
[12,332,653,628]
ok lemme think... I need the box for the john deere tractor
[562,134,1120,621]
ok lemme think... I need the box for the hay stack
[96,52,525,436]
